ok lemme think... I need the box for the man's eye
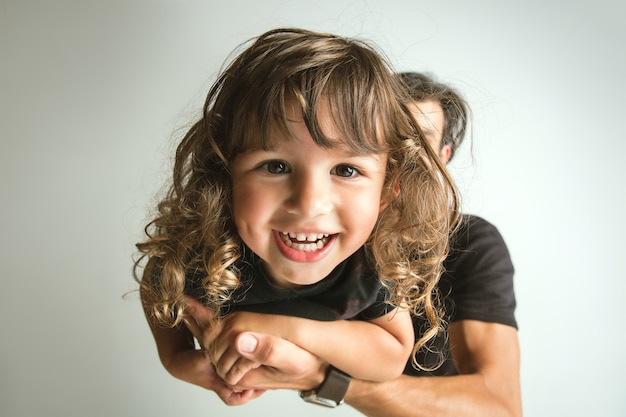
[260,160,290,174]
[332,164,359,178]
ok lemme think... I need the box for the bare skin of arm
[140,288,265,405]
[201,302,414,384]
[183,296,326,392]
[182,299,521,416]
[345,320,522,417]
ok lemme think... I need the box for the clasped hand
[183,296,326,402]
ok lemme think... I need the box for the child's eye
[332,164,359,178]
[260,160,290,174]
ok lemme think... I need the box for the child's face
[229,102,388,288]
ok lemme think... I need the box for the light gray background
[1,1,624,416]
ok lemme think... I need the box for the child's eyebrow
[340,148,384,157]
[328,145,388,160]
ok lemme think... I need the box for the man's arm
[345,320,522,417]
[182,300,522,416]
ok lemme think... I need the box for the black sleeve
[441,214,517,328]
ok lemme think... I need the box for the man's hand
[179,296,265,405]
[183,296,327,392]
[227,331,327,391]
[167,347,265,406]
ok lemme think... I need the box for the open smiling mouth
[278,231,332,252]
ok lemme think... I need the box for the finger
[184,316,221,348]
[218,388,266,406]
[239,389,266,403]
[182,296,221,350]
[182,316,201,340]
[208,323,236,366]
[234,332,326,390]
[236,332,302,370]
[221,355,262,387]
[213,340,252,381]
[183,295,216,326]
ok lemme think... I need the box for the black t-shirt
[405,214,517,376]
[186,246,393,322]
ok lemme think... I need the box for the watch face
[300,391,339,408]
[300,366,350,408]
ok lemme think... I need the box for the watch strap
[317,366,350,403]
[300,366,351,407]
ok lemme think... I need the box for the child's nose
[286,174,333,218]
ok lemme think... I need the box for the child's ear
[380,180,401,210]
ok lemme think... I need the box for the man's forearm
[345,373,520,417]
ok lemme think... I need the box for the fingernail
[238,333,258,353]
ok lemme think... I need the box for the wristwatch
[300,366,351,408]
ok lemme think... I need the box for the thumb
[235,332,300,369]
[236,332,260,355]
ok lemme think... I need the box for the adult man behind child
[341,72,522,417]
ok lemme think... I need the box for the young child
[135,28,458,391]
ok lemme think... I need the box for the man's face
[408,100,451,164]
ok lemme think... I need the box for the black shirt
[186,246,393,322]
[405,214,517,376]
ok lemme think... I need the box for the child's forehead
[253,96,389,153]
[245,123,363,153]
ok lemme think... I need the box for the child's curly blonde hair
[135,27,459,369]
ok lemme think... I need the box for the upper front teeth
[286,232,329,242]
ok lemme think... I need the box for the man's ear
[439,145,452,165]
